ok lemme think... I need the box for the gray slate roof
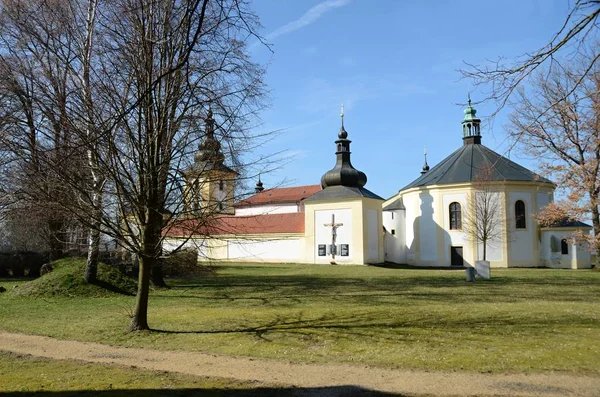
[546,220,592,228]
[400,143,553,192]
[383,197,405,211]
[303,185,383,202]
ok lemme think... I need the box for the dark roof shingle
[400,143,553,192]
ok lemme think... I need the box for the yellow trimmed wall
[384,181,555,268]
[304,197,384,265]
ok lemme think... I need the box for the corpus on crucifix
[324,213,344,264]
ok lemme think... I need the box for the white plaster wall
[540,230,592,269]
[442,193,468,265]
[403,193,418,262]
[508,192,534,263]
[227,238,301,261]
[235,203,298,216]
[537,192,551,210]
[314,209,353,264]
[419,191,438,261]
[383,210,406,263]
[162,237,208,259]
[367,209,379,263]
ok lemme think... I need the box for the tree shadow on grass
[162,271,600,304]
[91,280,135,296]
[0,386,407,396]
[149,309,599,344]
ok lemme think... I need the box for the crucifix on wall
[324,213,343,264]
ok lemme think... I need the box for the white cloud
[266,0,351,41]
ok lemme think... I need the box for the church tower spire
[320,105,367,188]
[421,147,430,175]
[255,174,264,193]
[184,108,238,215]
[462,94,481,145]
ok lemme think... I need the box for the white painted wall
[442,193,468,265]
[227,238,301,261]
[314,209,353,264]
[383,210,406,263]
[540,230,592,269]
[419,191,438,262]
[162,238,208,259]
[508,192,535,264]
[235,203,298,216]
[404,193,418,262]
[367,209,379,263]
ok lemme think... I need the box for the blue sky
[248,0,570,199]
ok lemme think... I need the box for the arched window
[515,200,526,229]
[561,239,569,255]
[449,202,461,230]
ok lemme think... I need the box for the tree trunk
[591,202,600,269]
[84,227,101,283]
[48,220,64,262]
[84,184,103,283]
[150,261,168,288]
[483,241,487,261]
[129,254,152,331]
[128,210,162,331]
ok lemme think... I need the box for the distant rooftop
[234,184,321,207]
[165,212,305,237]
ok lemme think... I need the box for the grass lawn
[0,262,599,374]
[0,351,255,396]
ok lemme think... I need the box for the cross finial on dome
[338,104,348,139]
[421,146,430,175]
[467,93,471,107]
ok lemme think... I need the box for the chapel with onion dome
[382,97,591,268]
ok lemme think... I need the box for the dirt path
[0,331,598,396]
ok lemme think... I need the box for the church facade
[164,102,592,269]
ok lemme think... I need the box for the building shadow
[406,191,456,267]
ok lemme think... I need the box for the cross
[324,214,343,263]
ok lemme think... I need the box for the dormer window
[219,180,224,191]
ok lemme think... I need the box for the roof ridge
[477,145,508,181]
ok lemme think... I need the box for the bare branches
[463,165,505,261]
[462,0,600,115]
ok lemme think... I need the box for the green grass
[0,351,252,395]
[0,351,402,396]
[1,263,599,374]
[12,258,137,297]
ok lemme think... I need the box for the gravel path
[0,331,598,396]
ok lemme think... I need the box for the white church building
[164,102,592,269]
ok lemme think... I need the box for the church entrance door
[450,246,464,267]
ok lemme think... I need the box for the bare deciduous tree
[462,1,600,113]
[464,166,505,261]
[0,0,270,332]
[508,63,600,266]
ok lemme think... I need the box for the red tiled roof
[164,212,305,237]
[234,184,321,207]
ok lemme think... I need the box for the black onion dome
[320,122,367,189]
[194,109,225,164]
[188,109,237,175]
